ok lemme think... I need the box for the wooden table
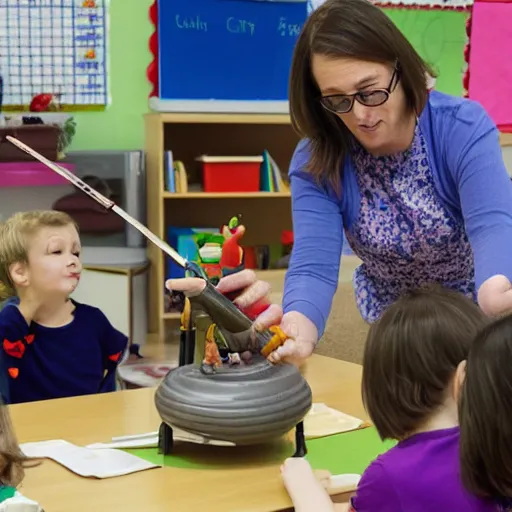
[10,354,365,512]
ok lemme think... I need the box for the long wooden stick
[5,135,188,269]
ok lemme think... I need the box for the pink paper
[468,1,512,128]
[0,162,75,188]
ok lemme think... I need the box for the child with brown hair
[0,404,42,510]
[280,286,496,511]
[457,314,512,511]
[0,210,128,404]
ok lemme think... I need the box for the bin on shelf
[0,161,75,187]
[196,155,262,193]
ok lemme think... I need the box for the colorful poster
[468,1,512,130]
[308,0,472,9]
[0,0,108,110]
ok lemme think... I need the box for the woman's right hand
[166,269,318,366]
[216,270,318,367]
[215,269,283,327]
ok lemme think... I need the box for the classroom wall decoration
[309,0,473,10]
[385,8,469,96]
[0,0,108,112]
[372,0,472,7]
[466,0,512,132]
[307,0,470,97]
[147,0,308,113]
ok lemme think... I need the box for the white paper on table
[304,403,364,439]
[20,439,160,479]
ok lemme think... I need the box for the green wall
[69,0,153,152]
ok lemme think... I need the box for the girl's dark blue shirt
[0,298,128,404]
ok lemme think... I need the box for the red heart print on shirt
[108,351,122,362]
[3,339,25,359]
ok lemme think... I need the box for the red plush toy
[219,214,245,270]
[29,93,60,112]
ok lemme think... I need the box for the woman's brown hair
[362,286,486,441]
[289,0,436,191]
[459,314,512,500]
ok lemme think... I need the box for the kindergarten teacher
[167,0,512,366]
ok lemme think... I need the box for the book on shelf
[164,150,188,193]
[261,149,290,193]
[163,149,288,194]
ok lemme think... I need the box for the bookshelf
[144,112,300,341]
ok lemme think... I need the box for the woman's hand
[215,270,318,366]
[477,274,512,317]
[263,311,317,366]
[165,269,318,366]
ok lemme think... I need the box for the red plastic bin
[196,155,262,193]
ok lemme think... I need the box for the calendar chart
[0,0,108,111]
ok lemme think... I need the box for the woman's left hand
[478,274,512,316]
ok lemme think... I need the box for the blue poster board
[150,0,308,113]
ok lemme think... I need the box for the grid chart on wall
[0,0,108,110]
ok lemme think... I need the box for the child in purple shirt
[281,286,496,511]
[457,314,512,512]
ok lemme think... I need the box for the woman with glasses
[166,0,512,368]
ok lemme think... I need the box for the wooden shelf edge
[500,132,512,147]
[162,191,290,199]
[145,112,292,125]
[163,311,181,320]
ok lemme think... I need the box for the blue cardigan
[282,90,512,337]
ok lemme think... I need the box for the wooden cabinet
[144,112,300,342]
[71,262,149,344]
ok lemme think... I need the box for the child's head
[362,286,487,441]
[458,314,512,500]
[0,210,81,300]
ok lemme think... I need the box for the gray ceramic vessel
[154,356,312,445]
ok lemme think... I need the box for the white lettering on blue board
[226,17,255,36]
[278,17,301,37]
[175,15,207,32]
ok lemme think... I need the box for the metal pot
[155,356,312,446]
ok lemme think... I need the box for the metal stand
[292,420,307,457]
[158,422,174,455]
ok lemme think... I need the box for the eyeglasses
[320,65,400,114]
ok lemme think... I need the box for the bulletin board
[0,0,108,112]
[383,8,469,97]
[467,0,512,132]
[147,0,308,113]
